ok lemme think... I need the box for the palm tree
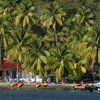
[6,29,33,80]
[0,32,2,64]
[15,2,36,30]
[72,6,94,29]
[6,28,31,62]
[0,4,10,59]
[22,34,49,77]
[40,1,66,46]
[67,41,92,80]
[41,2,66,31]
[44,43,73,80]
[71,6,94,41]
[83,27,100,69]
[0,27,9,60]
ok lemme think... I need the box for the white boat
[74,86,85,89]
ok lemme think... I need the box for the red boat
[17,82,24,88]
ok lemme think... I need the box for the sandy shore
[0,82,74,89]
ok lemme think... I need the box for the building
[0,58,44,83]
[0,58,24,82]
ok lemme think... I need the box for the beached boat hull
[43,84,48,87]
[10,82,18,87]
[17,82,24,88]
[36,84,41,88]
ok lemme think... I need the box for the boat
[73,83,94,91]
[30,82,35,86]
[73,82,94,87]
[17,82,24,88]
[10,82,18,87]
[74,85,85,90]
[43,81,48,87]
[36,82,41,88]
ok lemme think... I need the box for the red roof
[0,58,23,70]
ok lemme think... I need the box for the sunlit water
[0,87,100,100]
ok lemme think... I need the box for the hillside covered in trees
[0,0,100,81]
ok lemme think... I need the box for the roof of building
[0,58,23,70]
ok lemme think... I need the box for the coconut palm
[44,43,73,80]
[43,31,69,48]
[67,41,93,80]
[0,4,10,58]
[82,27,100,68]
[40,1,66,46]
[0,27,9,59]
[22,34,49,77]
[41,2,66,31]
[6,29,31,63]
[15,2,36,30]
[72,6,94,27]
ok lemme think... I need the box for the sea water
[0,88,100,100]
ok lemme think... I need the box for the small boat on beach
[73,83,94,92]
[30,82,36,86]
[74,86,85,91]
[10,82,18,87]
[74,84,85,91]
[36,82,41,88]
[43,81,48,87]
[10,82,24,88]
[17,82,24,88]
[73,83,94,87]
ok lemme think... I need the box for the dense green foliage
[0,0,100,80]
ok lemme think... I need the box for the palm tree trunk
[0,35,1,64]
[54,32,58,47]
[91,46,99,71]
[95,46,99,66]
[16,63,19,82]
[91,58,95,69]
[0,45,1,64]
[91,46,98,69]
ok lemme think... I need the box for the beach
[0,82,73,89]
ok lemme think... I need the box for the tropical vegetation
[0,0,100,81]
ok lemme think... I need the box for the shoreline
[0,82,73,89]
[0,82,96,90]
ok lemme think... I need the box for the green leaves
[40,55,47,64]
[56,17,63,26]
[0,28,7,48]
[40,1,66,31]
[81,66,86,74]
[1,0,100,81]
[72,6,94,28]
[44,50,50,57]
[15,14,23,26]
[15,4,36,29]
[23,15,30,28]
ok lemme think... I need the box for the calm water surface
[0,87,100,100]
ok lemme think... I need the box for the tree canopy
[0,0,100,81]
